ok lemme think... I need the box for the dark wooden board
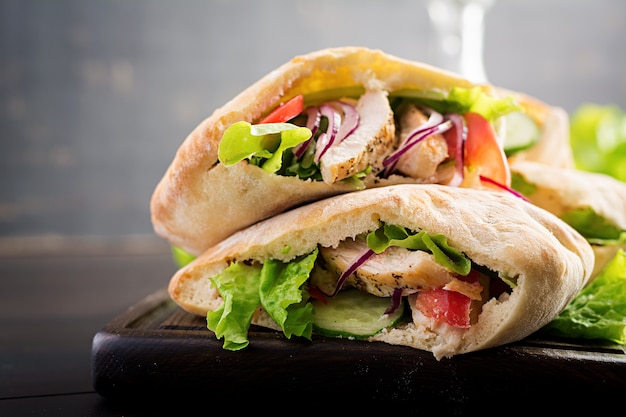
[92,288,626,409]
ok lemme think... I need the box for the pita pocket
[151,46,559,256]
[168,184,593,360]
[510,160,626,279]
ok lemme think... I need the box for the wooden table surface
[0,236,180,416]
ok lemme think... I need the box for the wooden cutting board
[91,288,626,408]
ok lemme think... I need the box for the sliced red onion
[305,105,322,134]
[381,108,449,174]
[313,132,329,163]
[293,106,321,158]
[328,100,360,143]
[384,287,403,315]
[390,107,445,161]
[385,121,453,167]
[314,104,341,162]
[382,121,453,177]
[292,100,360,162]
[330,248,375,297]
[479,175,530,201]
[444,113,466,187]
[419,106,444,131]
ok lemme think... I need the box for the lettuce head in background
[569,103,626,182]
[539,104,626,348]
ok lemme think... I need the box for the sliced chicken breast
[320,238,456,297]
[319,89,395,184]
[394,102,449,181]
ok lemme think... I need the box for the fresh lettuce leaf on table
[541,104,626,347]
[542,250,626,346]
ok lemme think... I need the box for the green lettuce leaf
[542,249,626,345]
[588,231,626,247]
[171,245,196,268]
[259,250,316,339]
[570,103,626,182]
[510,172,537,196]
[449,86,522,122]
[207,250,318,350]
[207,262,262,351]
[217,121,312,173]
[418,86,521,122]
[281,139,322,180]
[366,224,471,275]
[337,166,370,190]
[560,207,625,241]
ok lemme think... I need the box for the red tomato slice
[307,285,328,304]
[415,270,480,329]
[258,94,305,124]
[463,112,511,188]
[415,288,472,328]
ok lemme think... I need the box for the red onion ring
[314,104,341,162]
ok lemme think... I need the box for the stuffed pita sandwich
[151,46,560,256]
[168,184,593,360]
[510,160,626,279]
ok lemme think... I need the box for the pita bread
[497,89,575,169]
[169,184,593,359]
[150,47,560,256]
[510,160,626,278]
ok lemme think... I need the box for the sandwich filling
[206,223,515,351]
[217,86,529,192]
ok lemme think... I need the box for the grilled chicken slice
[319,89,395,184]
[394,102,449,181]
[319,238,456,297]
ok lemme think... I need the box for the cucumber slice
[503,111,540,156]
[171,245,196,268]
[312,289,405,339]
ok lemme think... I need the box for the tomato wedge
[415,270,481,328]
[415,287,472,328]
[463,112,511,188]
[307,285,328,305]
[258,94,305,124]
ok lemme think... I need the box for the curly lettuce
[365,223,471,276]
[217,121,312,173]
[542,249,626,345]
[207,249,317,351]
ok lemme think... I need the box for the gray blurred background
[1,0,625,247]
